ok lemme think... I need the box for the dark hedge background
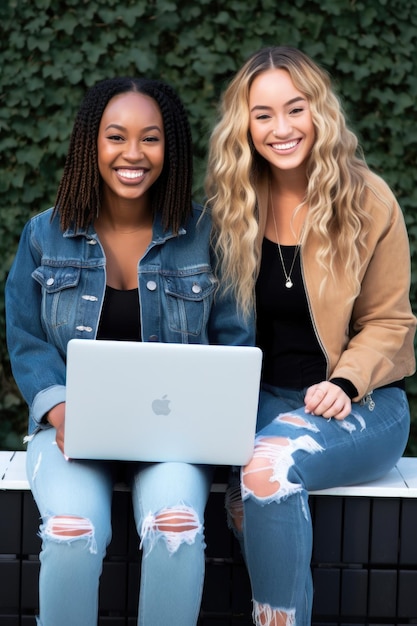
[1,0,416,451]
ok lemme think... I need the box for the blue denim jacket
[6,204,255,434]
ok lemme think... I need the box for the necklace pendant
[285,278,293,288]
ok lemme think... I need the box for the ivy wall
[1,0,417,450]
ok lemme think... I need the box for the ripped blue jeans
[226,384,410,626]
[26,428,213,626]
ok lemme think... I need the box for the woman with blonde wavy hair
[206,46,416,625]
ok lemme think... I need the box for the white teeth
[273,140,298,150]
[117,169,144,179]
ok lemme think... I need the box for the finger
[55,431,65,455]
[311,390,336,413]
[311,393,343,417]
[304,387,326,413]
[320,399,351,420]
[332,402,352,420]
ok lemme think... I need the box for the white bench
[2,449,417,497]
[3,449,417,624]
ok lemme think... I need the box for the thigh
[27,428,115,523]
[128,461,214,528]
[256,386,410,492]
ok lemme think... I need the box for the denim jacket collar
[62,213,187,245]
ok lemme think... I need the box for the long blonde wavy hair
[205,46,372,317]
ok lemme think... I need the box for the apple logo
[152,394,171,415]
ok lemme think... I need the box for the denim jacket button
[146,280,157,291]
[148,335,159,341]
[192,283,202,294]
[46,277,55,286]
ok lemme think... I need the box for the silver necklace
[270,194,302,289]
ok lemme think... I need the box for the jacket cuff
[30,385,66,431]
[329,378,358,399]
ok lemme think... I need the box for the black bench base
[2,487,417,624]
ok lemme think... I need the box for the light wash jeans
[228,384,410,626]
[26,428,213,626]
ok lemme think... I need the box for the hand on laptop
[46,402,66,455]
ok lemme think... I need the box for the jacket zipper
[300,255,330,379]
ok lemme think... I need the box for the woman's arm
[5,218,67,433]
[207,281,256,347]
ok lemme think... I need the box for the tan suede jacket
[257,170,416,401]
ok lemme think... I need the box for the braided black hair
[53,77,193,233]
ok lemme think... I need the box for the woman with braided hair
[6,77,254,625]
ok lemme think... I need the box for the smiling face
[249,68,315,176]
[97,91,165,210]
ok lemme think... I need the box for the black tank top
[97,286,141,342]
[256,237,326,388]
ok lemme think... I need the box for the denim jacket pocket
[164,271,217,337]
[32,265,81,328]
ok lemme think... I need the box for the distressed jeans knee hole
[140,504,202,555]
[253,600,296,626]
[42,515,97,553]
[242,435,324,504]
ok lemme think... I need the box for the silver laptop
[64,339,262,465]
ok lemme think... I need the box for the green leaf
[57,12,79,35]
[15,145,45,168]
